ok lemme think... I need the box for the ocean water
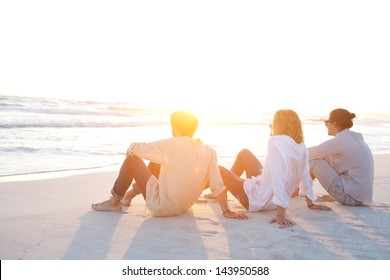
[1,95,389,178]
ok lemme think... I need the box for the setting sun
[1,2,390,273]
[1,1,389,116]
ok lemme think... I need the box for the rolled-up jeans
[309,158,362,206]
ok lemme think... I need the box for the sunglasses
[324,120,332,126]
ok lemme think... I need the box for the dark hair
[170,110,198,137]
[329,108,356,129]
[272,109,304,144]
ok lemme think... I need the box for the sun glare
[1,2,389,116]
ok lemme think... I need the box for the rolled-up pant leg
[310,159,362,206]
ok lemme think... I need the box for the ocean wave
[0,95,174,128]
[2,95,390,168]
[3,95,390,128]
[0,146,124,156]
[0,95,170,119]
[0,163,121,178]
[0,120,168,129]
[0,147,40,153]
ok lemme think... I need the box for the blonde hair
[272,109,304,144]
[170,110,198,137]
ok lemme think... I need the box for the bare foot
[203,193,217,199]
[316,195,336,202]
[121,193,133,207]
[91,197,121,211]
[120,187,139,206]
[292,187,300,197]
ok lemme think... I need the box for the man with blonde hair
[92,110,247,219]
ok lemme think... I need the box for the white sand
[0,155,389,260]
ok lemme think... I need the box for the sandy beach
[0,154,389,260]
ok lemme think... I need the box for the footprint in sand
[366,203,390,210]
[292,235,311,242]
[200,230,220,237]
[195,217,220,225]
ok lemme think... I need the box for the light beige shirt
[127,137,225,216]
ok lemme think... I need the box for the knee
[239,148,251,155]
[125,153,134,163]
[237,148,253,159]
[125,154,143,167]
[126,153,140,160]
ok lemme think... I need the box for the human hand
[269,216,295,228]
[308,204,332,211]
[223,210,249,220]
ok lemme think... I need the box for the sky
[1,0,389,115]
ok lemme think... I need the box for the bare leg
[121,161,161,206]
[91,155,152,211]
[231,149,263,178]
[219,165,249,210]
[148,161,161,178]
[292,187,300,196]
[121,187,140,207]
[204,149,262,200]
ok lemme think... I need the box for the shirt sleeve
[298,150,317,201]
[206,149,226,198]
[126,140,170,165]
[308,137,342,160]
[268,144,291,209]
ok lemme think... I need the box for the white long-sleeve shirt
[308,129,374,202]
[127,136,226,216]
[244,135,316,211]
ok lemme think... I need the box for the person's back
[309,108,374,204]
[140,136,222,216]
[217,109,330,228]
[92,109,248,220]
[323,129,374,201]
[247,134,313,211]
